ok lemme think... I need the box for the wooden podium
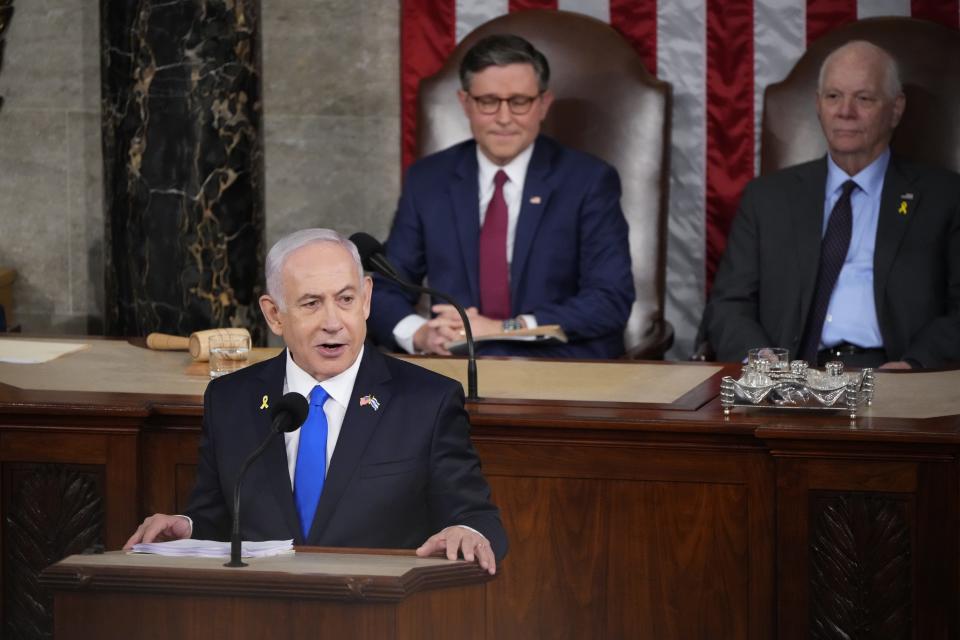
[40,548,493,639]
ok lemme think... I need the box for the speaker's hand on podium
[416,525,496,575]
[123,513,192,550]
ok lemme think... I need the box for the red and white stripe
[400,1,960,356]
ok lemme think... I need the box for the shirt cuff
[456,524,485,539]
[519,314,537,329]
[177,514,194,537]
[393,314,428,354]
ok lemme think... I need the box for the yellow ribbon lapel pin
[898,193,913,216]
[260,395,269,410]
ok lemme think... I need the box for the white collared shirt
[282,346,364,488]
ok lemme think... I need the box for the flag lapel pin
[529,196,542,204]
[359,395,380,411]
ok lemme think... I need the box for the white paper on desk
[131,538,294,558]
[0,339,90,364]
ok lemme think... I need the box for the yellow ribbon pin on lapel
[260,395,269,410]
[898,201,908,215]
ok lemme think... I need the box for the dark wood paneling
[141,431,199,517]
[54,592,396,639]
[486,476,607,639]
[1,362,958,638]
[477,439,774,640]
[397,584,486,640]
[607,481,750,639]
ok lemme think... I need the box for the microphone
[225,392,309,567]
[350,231,402,281]
[350,232,479,400]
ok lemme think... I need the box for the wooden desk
[1,338,958,639]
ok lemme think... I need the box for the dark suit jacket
[368,135,635,359]
[185,346,508,560]
[706,155,960,367]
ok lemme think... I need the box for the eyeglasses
[468,93,543,115]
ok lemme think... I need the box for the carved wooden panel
[3,464,104,640]
[809,492,911,640]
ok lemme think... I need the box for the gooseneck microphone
[350,232,479,400]
[225,392,309,568]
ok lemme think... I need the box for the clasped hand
[413,305,503,355]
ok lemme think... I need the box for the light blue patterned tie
[294,385,329,539]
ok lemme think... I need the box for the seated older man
[705,40,960,369]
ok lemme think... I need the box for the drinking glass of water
[208,333,251,378]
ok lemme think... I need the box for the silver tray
[720,359,875,418]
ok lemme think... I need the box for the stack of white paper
[131,538,294,558]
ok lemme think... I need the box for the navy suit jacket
[369,135,635,359]
[185,346,508,560]
[706,155,960,367]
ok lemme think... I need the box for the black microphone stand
[225,428,278,567]
[375,268,479,401]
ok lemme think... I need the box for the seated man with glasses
[369,34,635,358]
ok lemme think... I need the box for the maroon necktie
[479,170,511,319]
[799,179,857,364]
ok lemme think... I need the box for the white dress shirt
[282,346,364,488]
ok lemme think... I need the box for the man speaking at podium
[125,229,506,574]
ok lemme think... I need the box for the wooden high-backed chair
[417,10,674,359]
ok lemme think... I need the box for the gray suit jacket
[706,155,960,367]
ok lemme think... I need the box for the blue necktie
[294,385,329,539]
[799,179,857,364]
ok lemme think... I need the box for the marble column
[101,0,266,342]
[0,0,11,113]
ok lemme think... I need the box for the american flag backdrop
[400,1,960,357]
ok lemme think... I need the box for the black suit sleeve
[427,382,508,561]
[898,191,960,367]
[706,182,778,361]
[184,381,232,540]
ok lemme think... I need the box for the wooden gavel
[146,328,251,362]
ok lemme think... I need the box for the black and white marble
[101,0,266,342]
